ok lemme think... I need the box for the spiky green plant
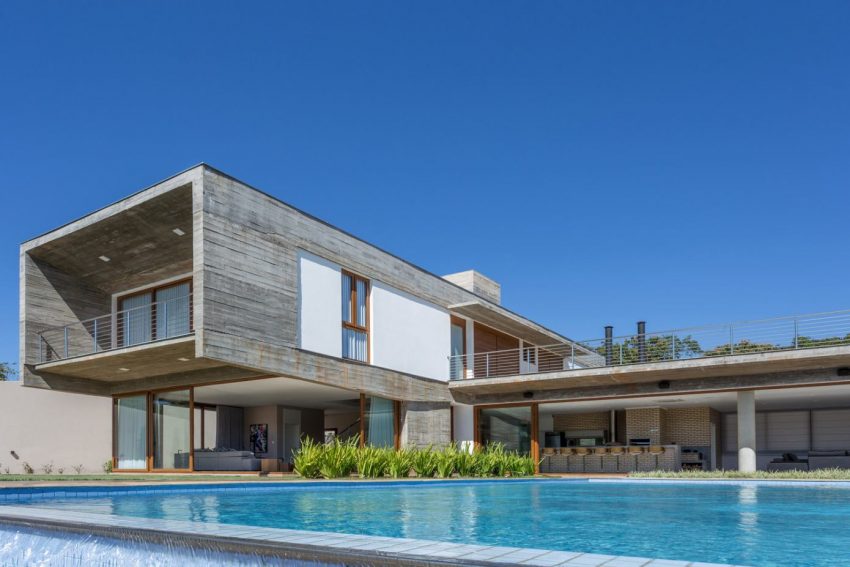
[387,448,415,478]
[454,446,478,477]
[435,445,457,478]
[319,437,358,478]
[411,447,439,478]
[357,446,390,478]
[292,435,324,479]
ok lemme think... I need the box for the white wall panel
[297,251,342,357]
[371,281,450,381]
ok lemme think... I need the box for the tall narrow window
[342,271,369,362]
[450,317,466,379]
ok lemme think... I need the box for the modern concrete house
[13,164,850,474]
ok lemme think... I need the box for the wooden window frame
[117,278,194,345]
[341,270,370,363]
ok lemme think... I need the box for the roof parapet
[442,270,501,305]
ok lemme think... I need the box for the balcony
[36,293,193,364]
[449,309,850,380]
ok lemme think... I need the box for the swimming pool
[3,479,850,566]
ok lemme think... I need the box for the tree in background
[0,362,17,381]
[595,335,703,364]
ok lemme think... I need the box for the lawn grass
[0,474,289,482]
[629,468,850,480]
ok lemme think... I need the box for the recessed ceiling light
[177,357,190,362]
[119,367,130,372]
[172,228,185,236]
[99,255,111,262]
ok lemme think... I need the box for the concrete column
[452,404,475,453]
[737,390,757,473]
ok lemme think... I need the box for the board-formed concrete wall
[0,382,111,473]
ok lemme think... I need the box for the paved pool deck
[0,504,740,567]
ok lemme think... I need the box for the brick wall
[625,408,664,444]
[664,407,714,446]
[552,411,609,432]
[557,407,717,447]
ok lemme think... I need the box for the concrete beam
[449,345,850,401]
[450,367,850,406]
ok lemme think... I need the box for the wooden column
[359,394,366,448]
[188,387,195,472]
[531,402,540,474]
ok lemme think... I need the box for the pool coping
[0,504,742,567]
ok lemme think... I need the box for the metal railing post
[38,334,43,363]
[794,318,799,349]
[486,352,490,377]
[571,343,575,368]
[93,318,98,353]
[619,343,623,365]
[63,327,69,359]
[672,334,677,360]
[163,302,169,339]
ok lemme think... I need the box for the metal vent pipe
[637,321,647,363]
[604,325,613,366]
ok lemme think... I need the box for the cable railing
[36,293,194,363]
[449,309,850,380]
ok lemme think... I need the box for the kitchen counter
[540,445,681,473]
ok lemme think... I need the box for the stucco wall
[0,382,111,474]
[298,251,342,357]
[371,281,450,381]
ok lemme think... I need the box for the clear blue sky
[1,2,849,371]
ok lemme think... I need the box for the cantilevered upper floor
[19,164,580,399]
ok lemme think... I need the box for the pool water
[8,479,850,566]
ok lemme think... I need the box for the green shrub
[357,446,390,478]
[454,448,477,477]
[290,438,539,480]
[387,448,415,478]
[101,460,112,474]
[292,436,324,479]
[411,447,439,478]
[319,437,358,478]
[434,446,456,478]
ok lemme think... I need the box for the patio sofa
[766,453,808,471]
[808,450,850,470]
[193,449,261,471]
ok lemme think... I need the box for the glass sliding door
[155,281,191,339]
[153,389,191,470]
[121,292,152,347]
[114,395,148,470]
[363,395,395,448]
[479,406,532,455]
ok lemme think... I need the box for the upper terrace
[450,309,850,405]
[450,309,850,380]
